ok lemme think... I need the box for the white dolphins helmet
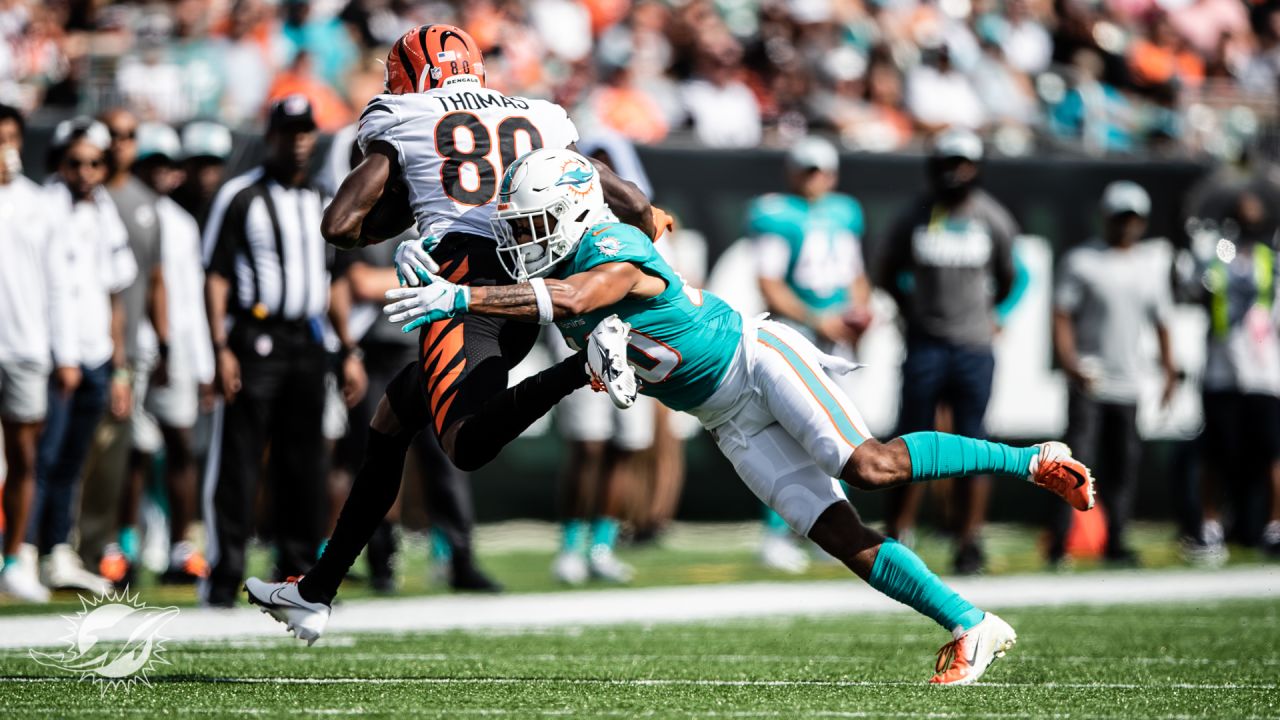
[491,147,611,282]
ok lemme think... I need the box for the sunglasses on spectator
[64,157,105,169]
[111,129,136,141]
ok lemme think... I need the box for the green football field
[2,597,1276,719]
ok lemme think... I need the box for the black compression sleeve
[298,426,412,604]
[449,350,590,471]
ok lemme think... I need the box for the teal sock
[901,432,1038,481]
[316,538,328,560]
[763,507,791,536]
[869,538,985,633]
[561,520,588,554]
[2,554,16,570]
[118,526,140,561]
[429,528,452,562]
[589,517,619,550]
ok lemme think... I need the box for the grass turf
[1,598,1276,718]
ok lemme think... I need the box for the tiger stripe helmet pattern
[385,24,485,94]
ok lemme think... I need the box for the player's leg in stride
[729,322,1095,684]
[817,428,1092,684]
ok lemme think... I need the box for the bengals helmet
[384,24,485,94]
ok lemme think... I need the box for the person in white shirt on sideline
[0,105,76,602]
[116,122,216,585]
[1049,181,1177,567]
[25,118,135,596]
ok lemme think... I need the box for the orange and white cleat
[930,613,1017,686]
[161,542,210,585]
[1030,441,1096,511]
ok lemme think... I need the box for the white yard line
[5,676,1277,691]
[0,566,1276,649]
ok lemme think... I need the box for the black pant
[1048,390,1141,560]
[1200,391,1280,543]
[206,320,328,604]
[887,335,995,535]
[337,342,476,564]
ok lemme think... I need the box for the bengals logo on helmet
[384,24,485,94]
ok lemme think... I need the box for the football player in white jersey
[247,24,667,624]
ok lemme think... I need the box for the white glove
[394,236,440,287]
[383,271,470,333]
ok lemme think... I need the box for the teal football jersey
[551,223,742,411]
[746,192,865,311]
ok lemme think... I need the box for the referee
[201,96,366,606]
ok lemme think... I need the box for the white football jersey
[356,79,579,242]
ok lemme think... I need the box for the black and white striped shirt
[202,168,332,321]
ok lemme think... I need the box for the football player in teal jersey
[749,136,872,353]
[381,148,1097,685]
[748,136,874,573]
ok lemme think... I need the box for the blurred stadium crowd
[2,0,1280,156]
[0,0,1278,606]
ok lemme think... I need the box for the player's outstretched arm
[321,141,410,249]
[472,263,644,319]
[383,263,655,332]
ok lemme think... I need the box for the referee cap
[267,94,317,133]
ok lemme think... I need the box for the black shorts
[385,233,539,438]
[1200,391,1280,466]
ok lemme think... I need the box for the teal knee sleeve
[869,538,984,633]
[901,432,1037,480]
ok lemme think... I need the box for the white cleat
[586,315,638,409]
[552,551,589,586]
[587,545,634,584]
[930,612,1017,686]
[759,534,810,575]
[40,544,112,596]
[0,545,51,603]
[244,576,331,646]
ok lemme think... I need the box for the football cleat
[759,534,810,575]
[244,576,331,646]
[42,544,112,596]
[552,551,589,586]
[930,612,1017,686]
[587,315,638,409]
[0,545,50,603]
[1029,442,1095,512]
[160,542,209,585]
[587,545,635,584]
[1262,520,1280,559]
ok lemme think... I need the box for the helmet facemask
[492,198,581,282]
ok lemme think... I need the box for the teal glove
[383,271,471,333]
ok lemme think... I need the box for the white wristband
[529,278,554,325]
